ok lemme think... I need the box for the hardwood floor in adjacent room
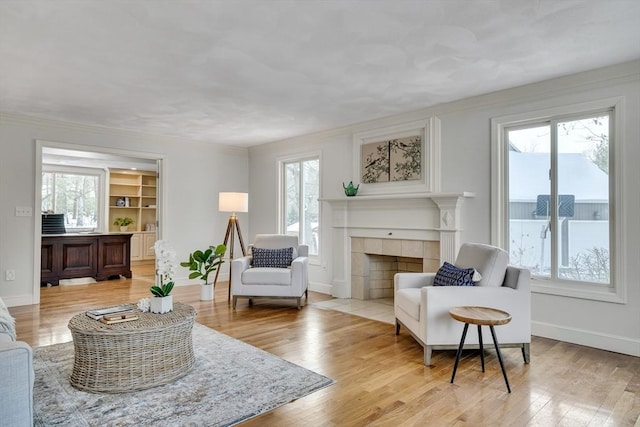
[9,265,640,426]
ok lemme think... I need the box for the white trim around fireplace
[321,191,474,298]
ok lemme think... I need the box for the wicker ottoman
[68,302,197,393]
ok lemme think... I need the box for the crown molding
[0,111,248,156]
[3,60,637,155]
[251,59,640,150]
[350,59,640,127]
[428,59,640,117]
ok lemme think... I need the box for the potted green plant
[180,244,226,301]
[150,240,176,313]
[113,217,134,232]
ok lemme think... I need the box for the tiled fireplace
[351,237,440,299]
[322,192,473,299]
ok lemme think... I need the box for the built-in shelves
[109,170,157,233]
[108,169,157,262]
[129,231,157,262]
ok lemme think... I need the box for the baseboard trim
[309,281,332,295]
[2,294,35,308]
[532,321,640,357]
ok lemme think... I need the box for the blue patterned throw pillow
[433,262,476,286]
[252,247,294,268]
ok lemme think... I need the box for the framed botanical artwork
[353,118,441,195]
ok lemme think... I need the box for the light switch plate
[15,206,33,217]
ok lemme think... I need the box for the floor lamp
[214,192,248,300]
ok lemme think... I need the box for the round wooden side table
[449,306,513,393]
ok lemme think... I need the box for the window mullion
[51,173,57,212]
[281,162,290,235]
[550,120,559,280]
[502,127,510,250]
[280,166,285,234]
[298,161,304,243]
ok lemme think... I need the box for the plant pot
[200,283,214,301]
[150,295,173,313]
[119,225,128,232]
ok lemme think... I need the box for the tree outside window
[505,112,611,285]
[282,157,320,256]
[42,169,101,231]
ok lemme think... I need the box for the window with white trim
[280,156,320,257]
[492,100,622,301]
[42,166,105,232]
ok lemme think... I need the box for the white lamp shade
[219,192,248,213]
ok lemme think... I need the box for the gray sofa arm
[0,341,34,427]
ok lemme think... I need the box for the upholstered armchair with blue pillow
[394,243,531,366]
[231,234,309,309]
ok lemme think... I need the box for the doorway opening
[34,140,165,304]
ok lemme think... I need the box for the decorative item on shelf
[343,181,359,197]
[180,244,226,301]
[113,217,134,232]
[116,198,126,207]
[150,240,177,313]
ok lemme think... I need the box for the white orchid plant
[151,240,177,297]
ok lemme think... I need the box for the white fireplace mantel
[320,191,475,203]
[321,191,474,298]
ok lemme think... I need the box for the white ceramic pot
[200,284,214,301]
[150,295,173,313]
[119,225,128,232]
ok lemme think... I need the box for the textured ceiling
[1,0,639,147]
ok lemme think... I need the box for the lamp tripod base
[213,215,246,301]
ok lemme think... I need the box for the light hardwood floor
[9,265,640,426]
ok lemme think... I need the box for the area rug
[33,323,334,426]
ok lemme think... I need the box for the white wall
[248,60,640,356]
[0,114,248,306]
[249,132,353,292]
[1,61,636,356]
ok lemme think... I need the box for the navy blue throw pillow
[252,247,293,268]
[433,262,476,286]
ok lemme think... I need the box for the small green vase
[343,181,359,197]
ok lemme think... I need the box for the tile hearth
[312,298,394,324]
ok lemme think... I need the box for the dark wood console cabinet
[41,233,132,286]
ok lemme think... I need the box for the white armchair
[231,234,309,309]
[394,243,531,366]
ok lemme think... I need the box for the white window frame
[491,97,626,303]
[42,164,107,232]
[277,151,322,262]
